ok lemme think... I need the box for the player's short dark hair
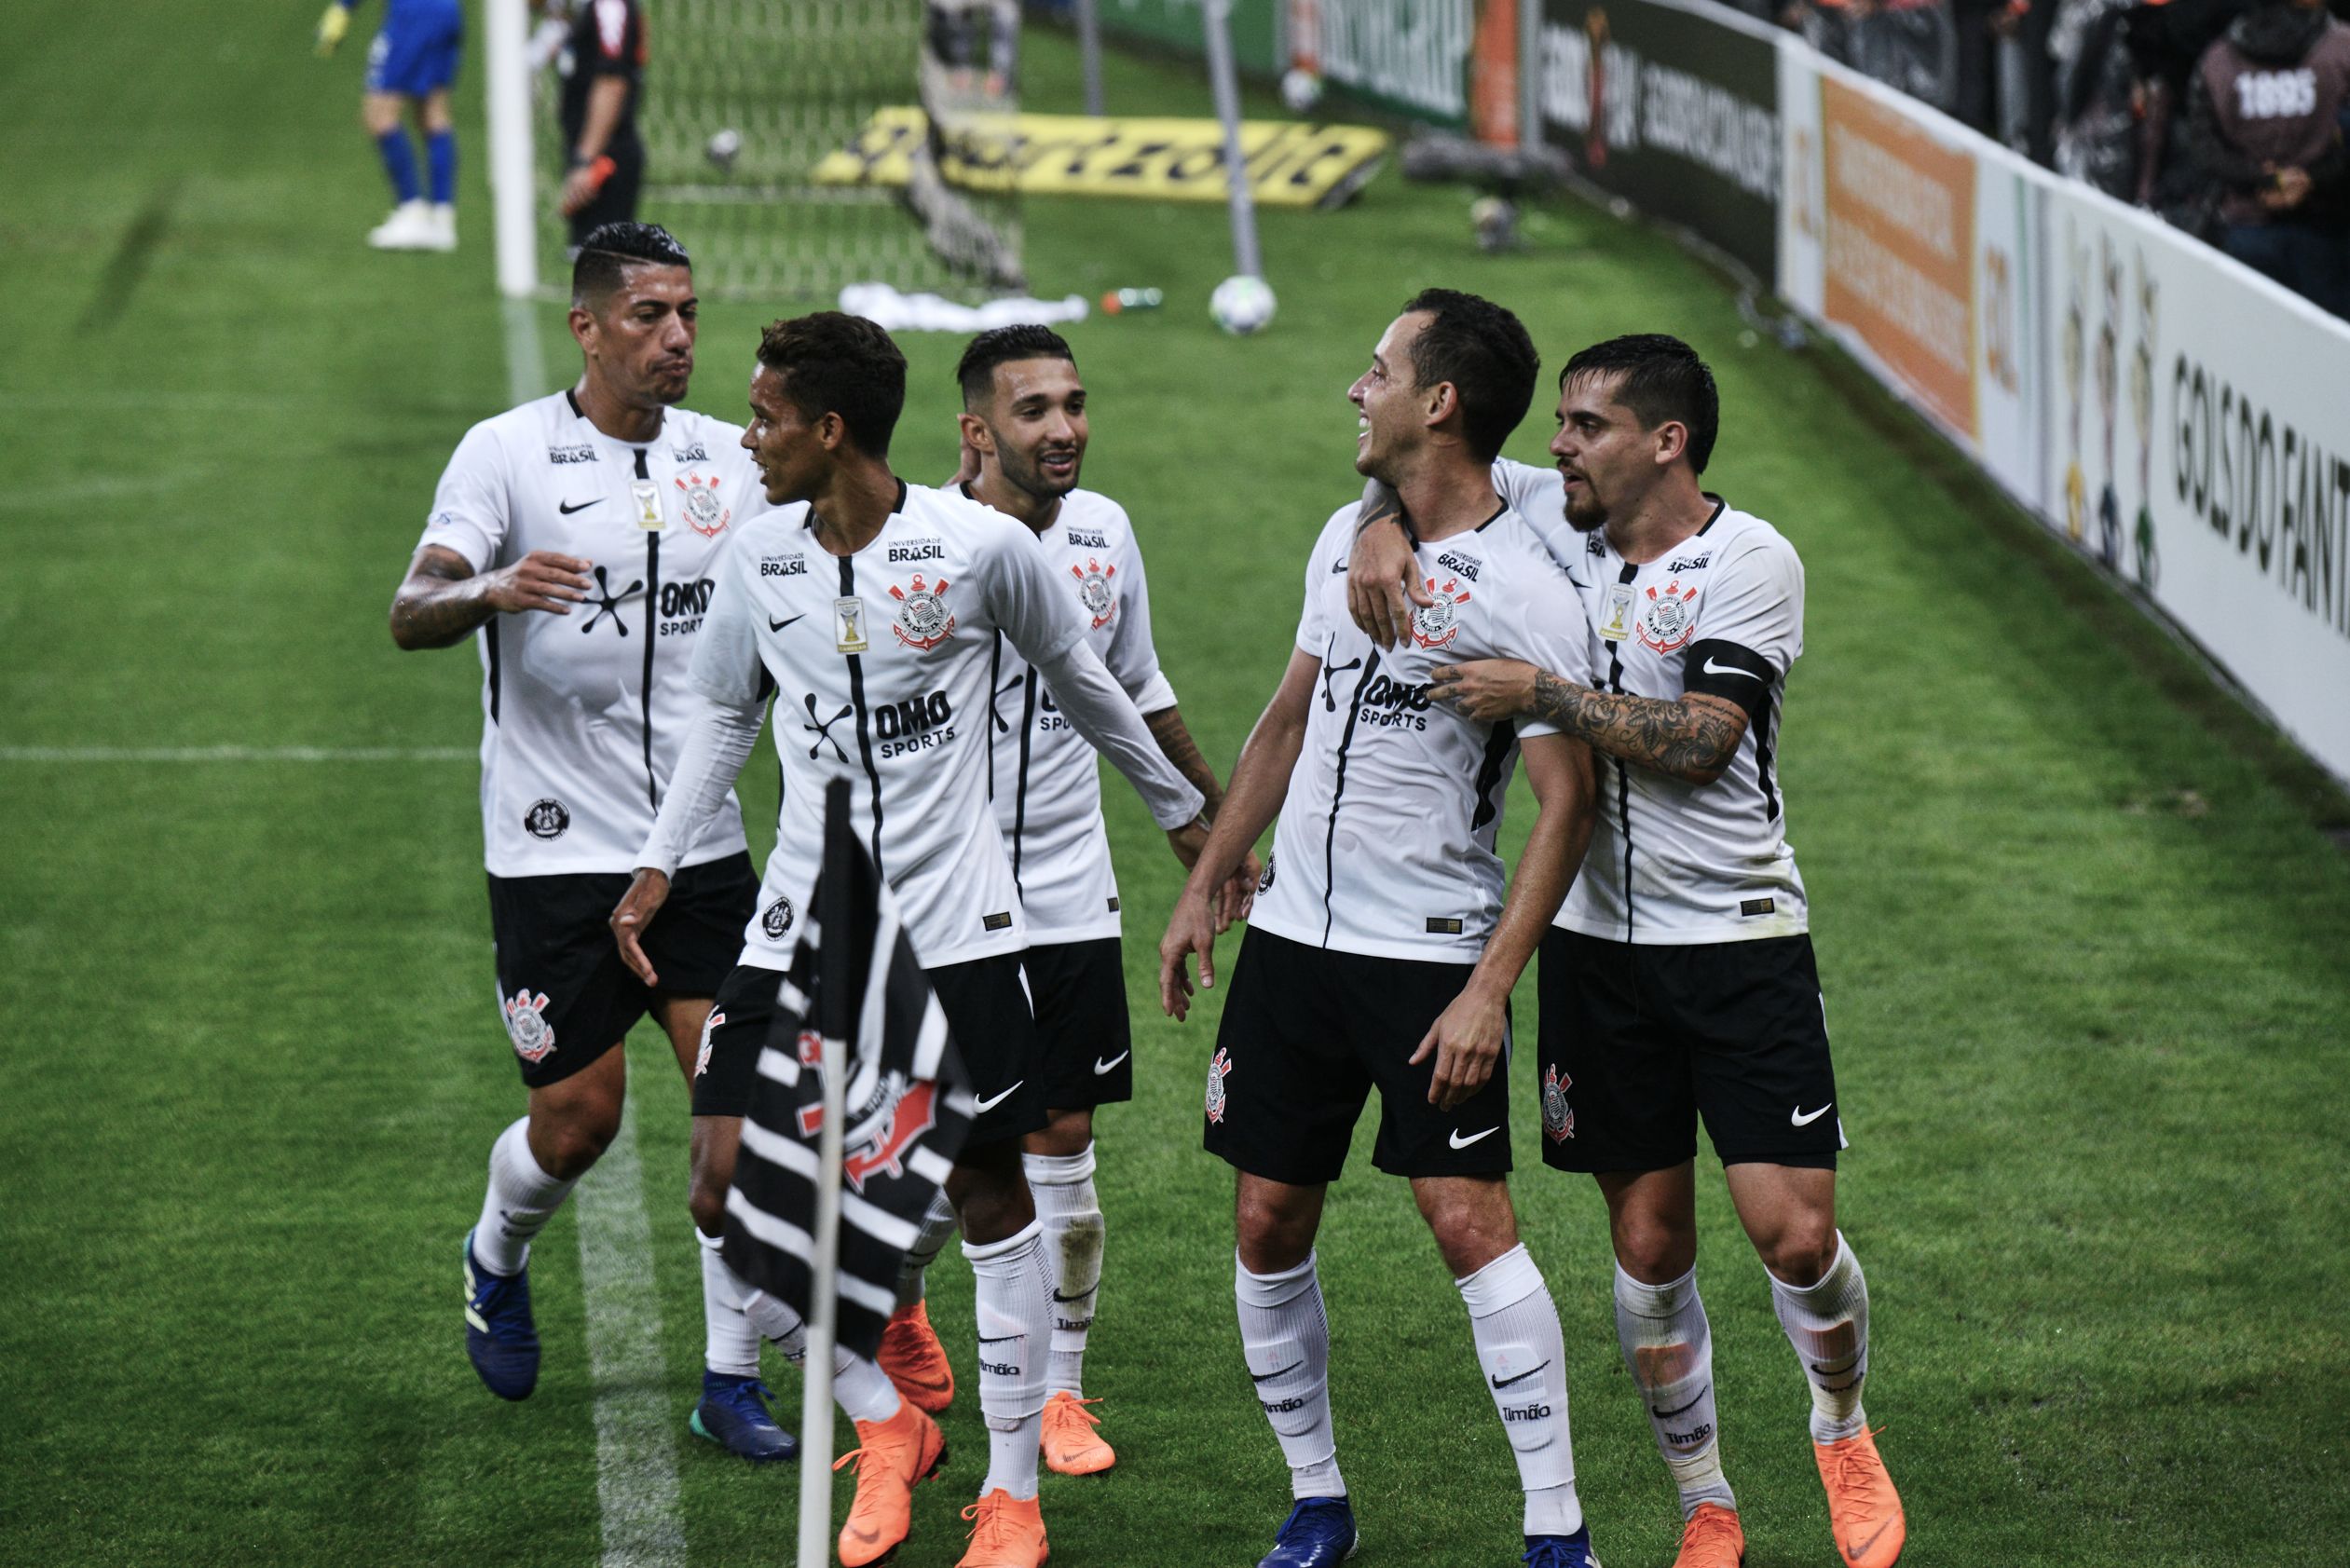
[1397,288,1539,463]
[571,223,691,308]
[1560,334,1720,474]
[756,312,909,458]
[954,325,1076,408]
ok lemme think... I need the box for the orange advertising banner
[1819,76,1976,438]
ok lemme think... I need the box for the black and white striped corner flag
[721,780,976,1360]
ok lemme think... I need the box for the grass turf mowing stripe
[0,746,477,762]
[575,1096,690,1568]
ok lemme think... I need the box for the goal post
[487,0,1023,305]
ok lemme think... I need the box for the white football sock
[1616,1263,1736,1518]
[1459,1245,1583,1536]
[472,1117,575,1276]
[1768,1233,1871,1444]
[1236,1250,1345,1500]
[895,1189,960,1311]
[965,1220,1052,1501]
[735,1269,903,1425]
[697,1230,761,1378]
[1023,1144,1104,1398]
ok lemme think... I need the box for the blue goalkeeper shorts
[365,0,465,96]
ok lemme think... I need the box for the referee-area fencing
[1045,0,2350,784]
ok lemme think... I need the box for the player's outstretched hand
[1211,852,1262,934]
[1346,504,1431,650]
[1157,889,1219,1021]
[485,551,594,616]
[945,432,983,489]
[609,868,672,987]
[316,1,350,54]
[1410,980,1508,1111]
[1428,659,1538,723]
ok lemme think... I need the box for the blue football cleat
[689,1370,797,1464]
[463,1231,540,1400]
[1523,1525,1604,1568]
[1259,1496,1359,1568]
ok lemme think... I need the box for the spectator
[2186,0,2350,313]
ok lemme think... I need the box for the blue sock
[376,129,421,204]
[427,129,457,206]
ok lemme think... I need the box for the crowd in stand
[1728,0,2350,315]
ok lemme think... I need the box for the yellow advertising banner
[812,109,1389,209]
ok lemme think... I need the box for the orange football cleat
[1815,1426,1906,1568]
[1038,1391,1115,1476]
[1670,1502,1745,1568]
[832,1400,948,1568]
[878,1298,956,1414]
[954,1488,1049,1568]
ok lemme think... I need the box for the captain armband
[1681,639,1775,722]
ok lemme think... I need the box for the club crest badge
[1541,1065,1574,1143]
[693,1008,725,1078]
[1071,556,1117,630]
[762,896,794,940]
[675,472,731,538]
[887,574,956,651]
[503,988,558,1065]
[1205,1046,1234,1124]
[522,798,570,840]
[1636,579,1699,654]
[1409,576,1472,650]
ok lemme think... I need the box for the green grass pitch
[4,6,2346,1565]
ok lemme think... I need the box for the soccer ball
[705,128,743,171]
[1210,275,1277,336]
[1280,68,1323,115]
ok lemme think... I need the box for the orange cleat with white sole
[954,1488,1049,1568]
[1815,1426,1905,1568]
[1670,1502,1745,1568]
[832,1400,948,1568]
[878,1299,956,1414]
[1039,1392,1115,1476]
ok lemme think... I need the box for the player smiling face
[1348,310,1436,483]
[975,357,1088,505]
[574,262,697,411]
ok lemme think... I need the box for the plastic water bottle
[1099,287,1164,315]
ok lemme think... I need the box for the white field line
[0,746,475,763]
[574,1095,690,1568]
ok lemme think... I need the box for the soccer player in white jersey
[887,323,1253,1476]
[608,312,1206,1568]
[1157,291,1605,1568]
[1347,334,1906,1568]
[387,223,795,1463]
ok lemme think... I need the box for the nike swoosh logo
[1651,1385,1709,1419]
[1448,1126,1499,1150]
[1249,1361,1303,1384]
[558,498,603,515]
[977,1334,1019,1345]
[1701,656,1762,680]
[1848,1522,1892,1560]
[973,1080,1024,1112]
[845,1525,880,1546]
[1051,1289,1095,1304]
[768,614,807,633]
[1491,1359,1550,1388]
[1791,1103,1833,1127]
[1092,1051,1130,1075]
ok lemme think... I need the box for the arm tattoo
[1528,671,1745,784]
[1354,478,1406,539]
[389,548,491,649]
[1145,706,1225,817]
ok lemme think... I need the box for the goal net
[508,0,1023,303]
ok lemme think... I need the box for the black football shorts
[485,852,755,1088]
[1536,929,1844,1174]
[1203,926,1513,1184]
[692,950,1045,1149]
[1023,938,1134,1111]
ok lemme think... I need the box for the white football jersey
[419,391,768,876]
[690,482,1101,971]
[981,487,1177,946]
[1250,498,1592,963]
[1493,459,1810,944]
